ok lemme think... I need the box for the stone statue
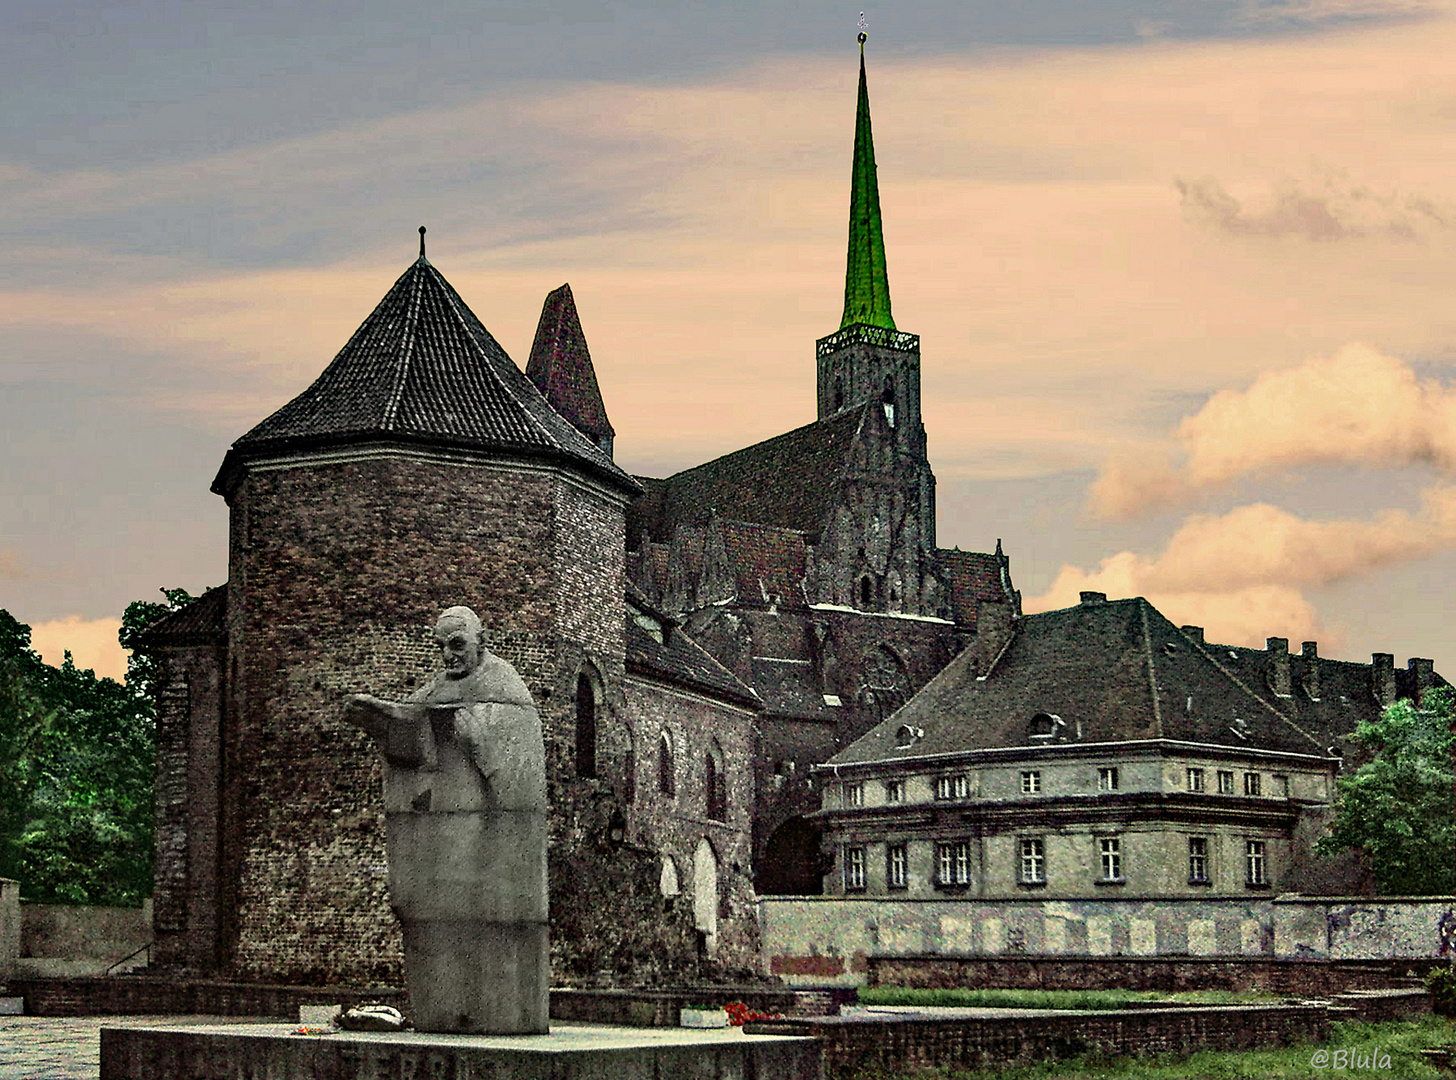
[344,606,548,1034]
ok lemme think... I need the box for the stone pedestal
[99,1022,824,1080]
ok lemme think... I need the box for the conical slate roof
[212,253,636,497]
[526,283,614,452]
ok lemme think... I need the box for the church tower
[815,34,935,551]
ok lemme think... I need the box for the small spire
[418,225,427,260]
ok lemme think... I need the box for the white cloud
[1091,344,1456,517]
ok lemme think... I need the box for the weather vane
[858,11,867,45]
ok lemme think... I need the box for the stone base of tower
[99,1021,823,1080]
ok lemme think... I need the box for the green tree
[0,589,197,905]
[1317,686,1456,895]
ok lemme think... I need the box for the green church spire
[840,33,895,331]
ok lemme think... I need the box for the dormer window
[1028,712,1065,743]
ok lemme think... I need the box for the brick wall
[755,1003,1331,1078]
[218,450,712,987]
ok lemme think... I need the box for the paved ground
[0,1015,277,1080]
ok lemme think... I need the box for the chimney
[1301,641,1320,701]
[1180,625,1204,643]
[1079,591,1106,606]
[1371,653,1396,708]
[1266,637,1291,697]
[1409,657,1436,706]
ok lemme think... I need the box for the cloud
[1027,485,1456,648]
[1175,175,1450,242]
[28,616,128,683]
[1090,344,1456,516]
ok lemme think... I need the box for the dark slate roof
[136,585,228,646]
[1210,641,1450,758]
[212,257,636,497]
[750,657,838,721]
[629,404,875,543]
[938,547,1008,629]
[721,521,809,607]
[525,283,614,448]
[829,595,1333,765]
[625,619,761,709]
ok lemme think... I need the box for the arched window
[658,731,675,797]
[705,742,727,821]
[834,376,844,411]
[882,376,895,427]
[575,671,597,778]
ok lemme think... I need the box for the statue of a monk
[345,606,548,1034]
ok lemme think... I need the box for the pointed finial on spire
[418,225,427,260]
[859,11,867,47]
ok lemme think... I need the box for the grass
[848,1016,1456,1079]
[857,987,1283,1011]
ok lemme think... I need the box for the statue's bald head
[435,606,486,680]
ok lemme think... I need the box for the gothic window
[658,731,675,797]
[859,576,872,607]
[882,375,895,426]
[705,742,728,821]
[834,376,844,411]
[575,671,598,779]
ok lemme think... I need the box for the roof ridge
[381,259,426,431]
[427,262,564,454]
[1140,600,1164,738]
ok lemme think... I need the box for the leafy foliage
[1317,687,1456,895]
[1426,966,1456,1016]
[0,589,197,906]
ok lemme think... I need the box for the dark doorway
[759,817,824,895]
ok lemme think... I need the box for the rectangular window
[936,841,970,886]
[845,846,866,891]
[1246,840,1267,885]
[1021,770,1041,794]
[1188,837,1210,883]
[885,778,905,804]
[1244,772,1262,797]
[936,775,969,800]
[845,782,865,808]
[1099,837,1122,881]
[1187,767,1205,793]
[1020,838,1045,883]
[1217,770,1235,795]
[1098,767,1119,791]
[887,843,908,889]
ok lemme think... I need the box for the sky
[4,0,1456,684]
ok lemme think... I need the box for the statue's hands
[344,693,403,739]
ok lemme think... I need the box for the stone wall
[0,878,18,983]
[621,676,759,974]
[760,895,1456,986]
[20,901,152,963]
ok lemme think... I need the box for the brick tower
[205,234,654,984]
